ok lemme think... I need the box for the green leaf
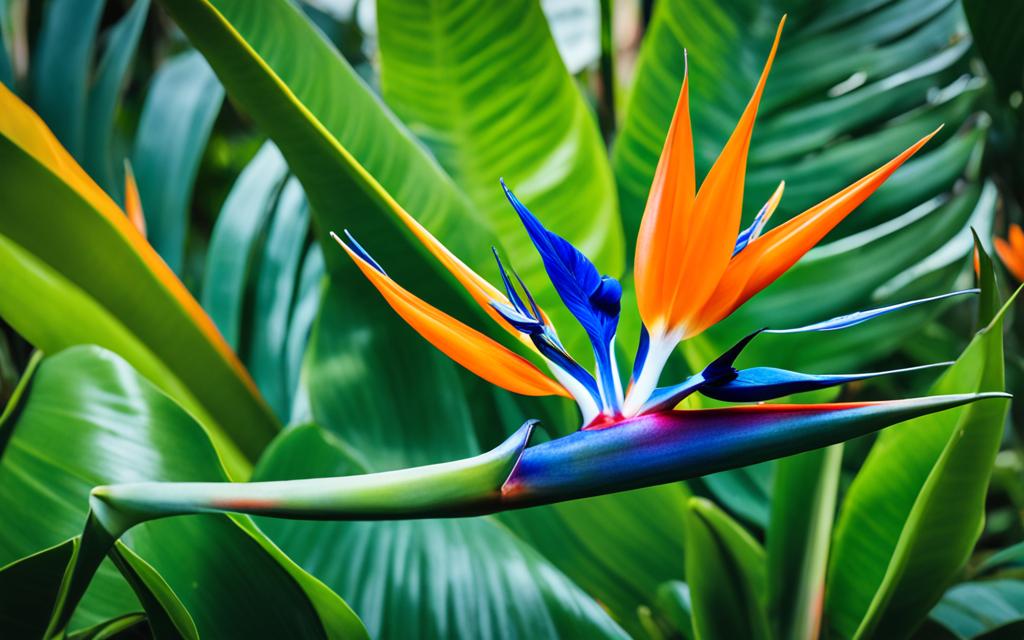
[926,579,1024,640]
[251,422,628,640]
[683,497,770,640]
[246,178,312,420]
[0,90,278,466]
[132,50,224,273]
[0,345,366,638]
[767,445,843,640]
[963,0,1024,99]
[0,539,80,639]
[202,142,289,350]
[376,0,623,334]
[82,0,150,197]
[825,249,1012,638]
[654,581,695,639]
[29,0,104,156]
[156,0,501,309]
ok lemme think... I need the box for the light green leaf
[826,248,1011,638]
[767,445,843,640]
[132,50,224,273]
[376,0,623,338]
[0,345,366,638]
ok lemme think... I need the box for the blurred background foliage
[1,0,1023,637]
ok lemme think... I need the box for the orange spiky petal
[634,17,785,337]
[334,234,569,398]
[123,160,147,237]
[690,128,938,335]
[996,224,1024,281]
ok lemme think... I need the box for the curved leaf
[156,0,502,312]
[376,0,622,315]
[0,345,365,638]
[29,0,103,156]
[252,422,628,640]
[82,0,150,196]
[826,248,1012,638]
[684,497,770,640]
[132,50,224,273]
[0,84,277,466]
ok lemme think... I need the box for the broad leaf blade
[377,0,623,326]
[684,497,770,640]
[826,251,1011,638]
[0,87,278,465]
[0,346,365,638]
[132,50,224,273]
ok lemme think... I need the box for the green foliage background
[1,0,1023,638]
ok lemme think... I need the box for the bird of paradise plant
[10,19,1005,635]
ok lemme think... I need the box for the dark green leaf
[29,0,104,156]
[683,497,770,640]
[132,50,224,272]
[82,0,150,197]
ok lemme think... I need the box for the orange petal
[635,18,785,336]
[690,128,938,335]
[334,234,569,398]
[634,55,695,332]
[996,236,1024,282]
[379,190,548,346]
[123,160,147,237]
[1009,223,1024,254]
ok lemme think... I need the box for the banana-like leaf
[0,345,365,638]
[615,0,988,371]
[132,50,224,273]
[926,579,1024,639]
[684,497,770,640]
[767,445,843,640]
[0,85,277,466]
[29,0,104,157]
[251,423,629,640]
[963,0,1024,99]
[156,0,502,314]
[82,0,150,197]
[376,0,623,324]
[826,247,1012,638]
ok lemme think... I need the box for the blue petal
[630,325,650,383]
[700,363,952,403]
[765,289,979,334]
[340,230,386,274]
[502,179,622,408]
[733,199,773,255]
[501,180,621,347]
[493,248,533,318]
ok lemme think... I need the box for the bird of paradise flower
[41,22,1007,632]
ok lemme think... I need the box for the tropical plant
[0,0,1021,638]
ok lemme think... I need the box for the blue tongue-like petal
[501,179,622,407]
